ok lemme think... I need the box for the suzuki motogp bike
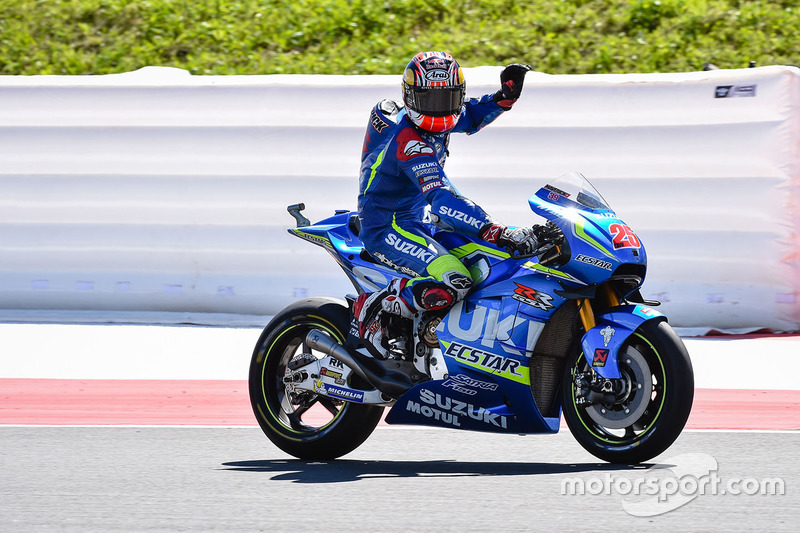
[249,172,694,464]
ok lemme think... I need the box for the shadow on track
[220,459,654,483]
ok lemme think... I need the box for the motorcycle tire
[249,297,384,460]
[561,319,694,464]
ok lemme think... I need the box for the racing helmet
[402,51,466,133]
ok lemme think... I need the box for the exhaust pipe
[305,329,371,384]
[305,329,417,398]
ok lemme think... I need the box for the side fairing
[384,284,570,434]
[386,380,526,432]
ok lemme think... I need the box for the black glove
[479,223,538,256]
[493,63,531,110]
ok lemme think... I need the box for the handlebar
[506,222,566,264]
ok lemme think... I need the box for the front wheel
[562,319,694,464]
[249,297,384,460]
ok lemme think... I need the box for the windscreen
[540,172,610,211]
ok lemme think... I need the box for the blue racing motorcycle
[248,172,694,463]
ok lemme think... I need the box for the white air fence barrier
[0,65,798,332]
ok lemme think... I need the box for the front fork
[577,283,620,331]
[577,283,665,383]
[574,284,627,405]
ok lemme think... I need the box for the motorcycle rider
[354,51,538,359]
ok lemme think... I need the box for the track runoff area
[0,323,798,431]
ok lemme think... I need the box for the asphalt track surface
[2,324,799,531]
[2,428,798,531]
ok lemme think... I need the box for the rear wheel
[249,298,384,460]
[562,319,694,464]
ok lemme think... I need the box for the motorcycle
[248,172,694,464]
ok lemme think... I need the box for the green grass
[0,0,796,75]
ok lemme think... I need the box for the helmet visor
[407,86,464,117]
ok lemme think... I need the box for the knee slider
[442,270,473,300]
[409,271,473,312]
[410,280,455,312]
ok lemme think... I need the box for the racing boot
[353,278,416,359]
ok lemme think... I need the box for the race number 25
[609,223,641,249]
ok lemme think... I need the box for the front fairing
[528,173,647,287]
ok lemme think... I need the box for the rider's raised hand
[494,63,531,110]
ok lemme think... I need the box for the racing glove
[493,63,532,110]
[479,223,539,256]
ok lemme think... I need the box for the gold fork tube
[600,283,620,308]
[578,297,596,331]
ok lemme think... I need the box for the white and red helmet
[402,51,466,133]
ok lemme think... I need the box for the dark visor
[408,86,464,117]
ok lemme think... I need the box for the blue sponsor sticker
[325,385,365,403]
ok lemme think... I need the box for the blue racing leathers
[357,94,506,315]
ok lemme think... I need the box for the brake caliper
[573,371,620,406]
